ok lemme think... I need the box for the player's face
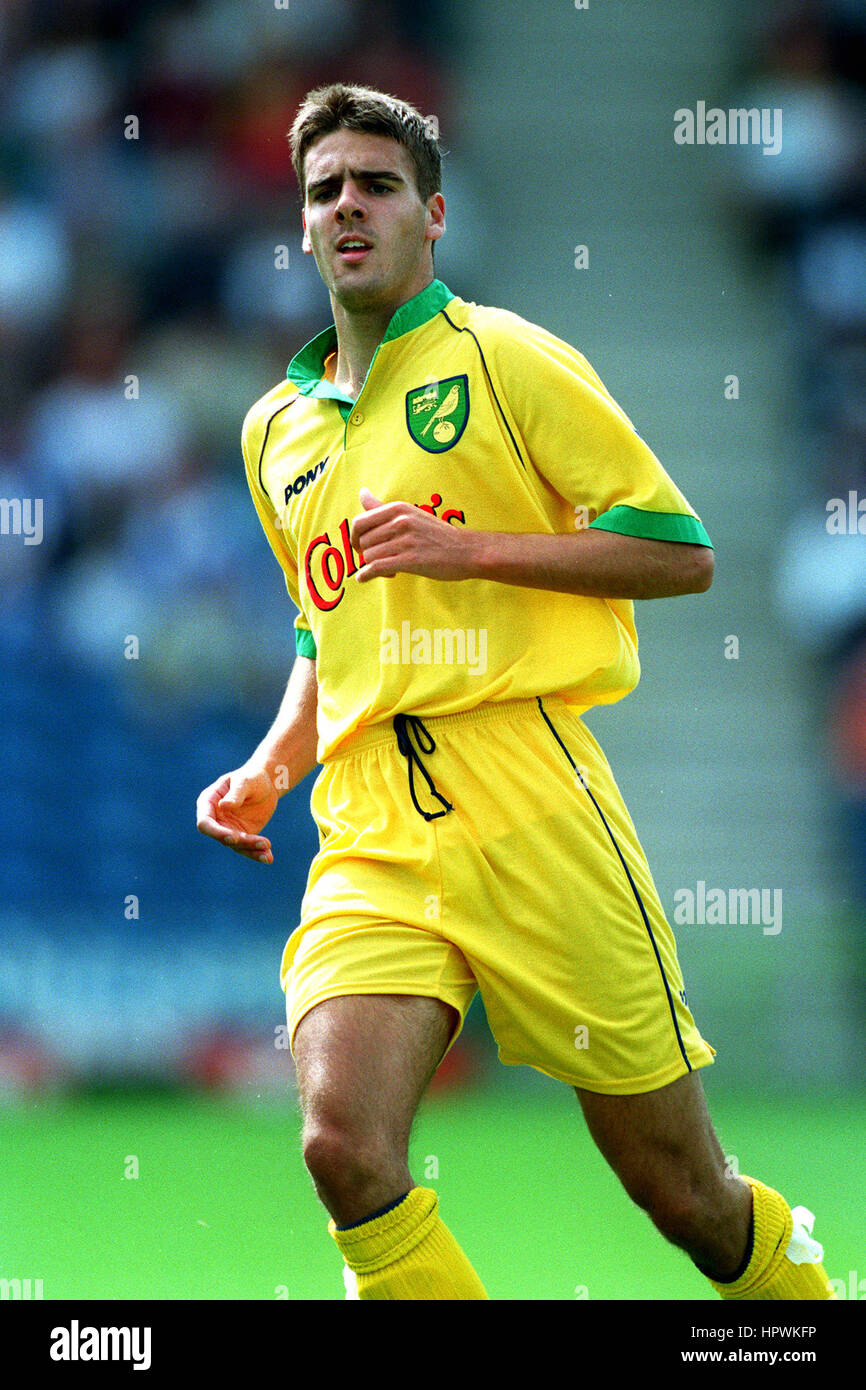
[301,129,444,314]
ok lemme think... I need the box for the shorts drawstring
[393,713,454,822]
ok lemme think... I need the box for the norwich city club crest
[406,375,469,453]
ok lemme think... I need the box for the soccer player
[196,84,835,1301]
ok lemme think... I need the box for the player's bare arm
[196,655,318,864]
[351,487,714,598]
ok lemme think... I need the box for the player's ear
[426,193,445,244]
[301,209,312,255]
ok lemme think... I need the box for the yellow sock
[710,1175,836,1300]
[329,1186,489,1300]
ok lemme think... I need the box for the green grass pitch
[2,1082,864,1300]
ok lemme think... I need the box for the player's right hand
[196,765,279,864]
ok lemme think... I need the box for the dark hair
[289,83,442,202]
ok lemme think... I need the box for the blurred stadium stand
[1,0,863,1096]
[0,0,480,1095]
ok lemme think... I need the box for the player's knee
[301,1120,400,1205]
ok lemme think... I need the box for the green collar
[287,279,454,403]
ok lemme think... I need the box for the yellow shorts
[281,696,715,1094]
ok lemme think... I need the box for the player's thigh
[293,992,457,1151]
[575,1070,727,1203]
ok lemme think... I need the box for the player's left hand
[350,488,475,583]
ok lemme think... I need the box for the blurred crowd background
[0,0,488,1093]
[1,0,864,1096]
[749,3,866,896]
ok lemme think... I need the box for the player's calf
[652,1173,752,1280]
[577,1072,752,1275]
[576,1075,834,1298]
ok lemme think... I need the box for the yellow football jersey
[241,279,711,761]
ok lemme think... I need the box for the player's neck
[330,311,388,400]
[330,273,434,400]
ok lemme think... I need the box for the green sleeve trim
[589,505,713,548]
[295,627,317,660]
